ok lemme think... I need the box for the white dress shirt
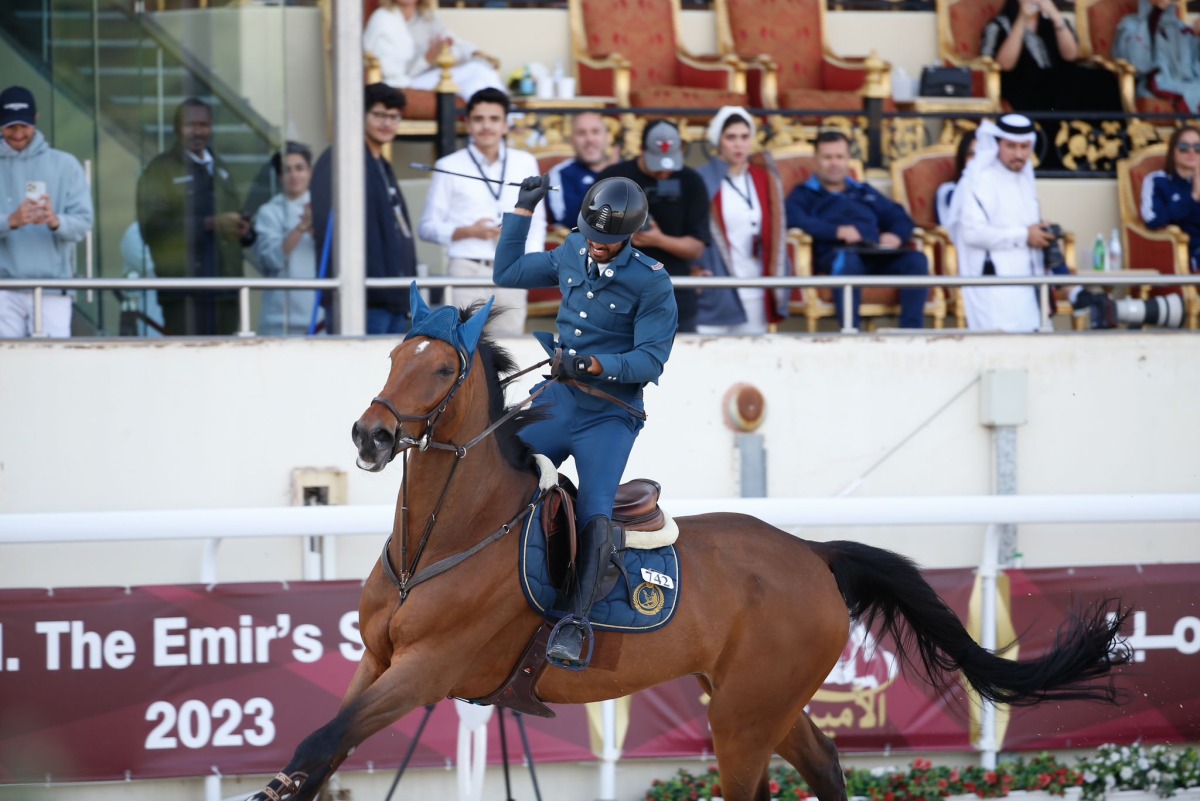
[419,143,546,261]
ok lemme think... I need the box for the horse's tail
[813,540,1130,707]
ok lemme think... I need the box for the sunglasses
[1175,142,1200,153]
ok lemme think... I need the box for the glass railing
[0,0,325,335]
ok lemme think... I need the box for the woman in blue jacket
[1141,125,1200,272]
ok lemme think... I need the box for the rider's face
[587,238,626,263]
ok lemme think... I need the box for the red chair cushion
[403,89,464,121]
[948,0,1005,60]
[629,86,749,108]
[582,0,680,91]
[1087,0,1138,58]
[776,88,896,113]
[901,155,956,232]
[725,0,824,90]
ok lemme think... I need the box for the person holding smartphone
[0,85,94,338]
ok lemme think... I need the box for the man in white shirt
[947,113,1074,332]
[418,88,544,337]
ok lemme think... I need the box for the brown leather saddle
[542,476,664,540]
[462,476,665,718]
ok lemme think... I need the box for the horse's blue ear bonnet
[404,282,494,373]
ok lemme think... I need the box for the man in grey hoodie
[0,86,93,338]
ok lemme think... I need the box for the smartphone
[25,181,47,202]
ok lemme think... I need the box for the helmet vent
[594,204,612,232]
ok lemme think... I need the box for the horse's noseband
[370,360,469,457]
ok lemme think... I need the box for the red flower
[770,780,782,794]
[914,758,933,770]
[950,770,961,783]
[713,785,722,797]
[939,779,949,789]
[1038,774,1052,789]
[985,772,998,785]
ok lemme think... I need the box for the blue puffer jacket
[0,130,93,279]
[784,175,915,267]
[1141,169,1200,270]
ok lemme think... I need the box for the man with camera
[946,113,1076,331]
[597,120,709,332]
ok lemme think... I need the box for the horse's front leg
[249,646,429,801]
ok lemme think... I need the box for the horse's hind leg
[776,711,847,801]
[706,691,797,801]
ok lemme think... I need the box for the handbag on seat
[919,66,973,97]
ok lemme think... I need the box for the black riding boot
[546,515,616,665]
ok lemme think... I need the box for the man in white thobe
[947,114,1070,332]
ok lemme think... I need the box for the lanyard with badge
[374,158,412,238]
[723,171,762,235]
[467,145,507,225]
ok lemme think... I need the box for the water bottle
[1092,233,1106,272]
[1108,227,1122,272]
[519,66,534,96]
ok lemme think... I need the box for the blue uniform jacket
[494,212,678,404]
[1142,170,1200,269]
[784,175,916,267]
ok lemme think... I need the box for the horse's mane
[460,302,546,473]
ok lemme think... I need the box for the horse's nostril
[351,421,366,447]
[373,428,395,452]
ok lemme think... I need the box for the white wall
[1,332,1197,591]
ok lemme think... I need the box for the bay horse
[250,302,1128,801]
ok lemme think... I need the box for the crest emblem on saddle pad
[404,281,494,374]
[632,583,665,616]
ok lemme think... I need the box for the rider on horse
[494,175,679,668]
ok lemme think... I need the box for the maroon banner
[1,565,1195,782]
[1001,563,1200,750]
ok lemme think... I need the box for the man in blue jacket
[494,175,677,670]
[311,82,417,334]
[785,130,929,328]
[0,86,93,338]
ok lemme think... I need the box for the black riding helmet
[576,177,649,245]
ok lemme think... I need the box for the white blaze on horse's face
[414,340,430,355]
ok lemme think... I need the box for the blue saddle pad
[518,508,680,633]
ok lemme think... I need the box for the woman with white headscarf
[693,107,790,335]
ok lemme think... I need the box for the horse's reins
[370,353,645,602]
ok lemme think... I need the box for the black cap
[576,177,649,245]
[0,87,37,128]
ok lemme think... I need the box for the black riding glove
[552,348,592,380]
[515,174,550,212]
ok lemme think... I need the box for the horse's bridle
[368,352,555,602]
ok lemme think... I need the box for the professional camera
[1041,223,1066,273]
[1072,288,1185,329]
[1116,294,1185,328]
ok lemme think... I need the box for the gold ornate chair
[712,0,893,113]
[568,0,749,112]
[890,144,960,325]
[1075,0,1184,116]
[773,145,946,331]
[1116,144,1200,328]
[935,0,1003,110]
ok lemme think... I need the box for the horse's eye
[436,366,456,378]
